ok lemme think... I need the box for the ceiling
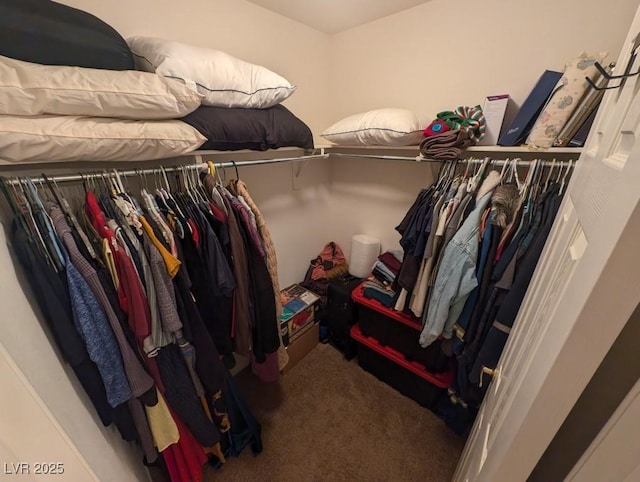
[245,0,430,34]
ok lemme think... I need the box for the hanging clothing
[395,185,437,294]
[155,343,220,447]
[140,215,181,278]
[222,368,263,457]
[49,204,155,399]
[227,193,280,364]
[420,171,501,347]
[452,212,495,354]
[469,185,564,394]
[171,241,227,400]
[64,251,132,408]
[12,221,120,426]
[433,172,568,435]
[144,388,180,452]
[141,234,183,355]
[174,211,236,365]
[222,193,253,356]
[5,168,277,482]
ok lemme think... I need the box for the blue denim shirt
[452,212,494,355]
[420,189,495,347]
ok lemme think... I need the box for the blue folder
[498,70,563,146]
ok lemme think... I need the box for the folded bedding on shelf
[0,55,202,119]
[0,115,206,163]
[181,104,313,151]
[0,0,134,70]
[128,36,296,109]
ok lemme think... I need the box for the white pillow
[0,116,206,164]
[321,108,425,146]
[0,55,202,119]
[127,36,296,109]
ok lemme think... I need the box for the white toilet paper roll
[349,234,381,278]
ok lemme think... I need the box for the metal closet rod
[1,153,329,186]
[331,152,576,166]
[455,157,574,167]
[1,150,574,186]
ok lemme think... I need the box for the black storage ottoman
[326,276,362,359]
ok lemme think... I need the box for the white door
[454,9,640,482]
[565,377,640,482]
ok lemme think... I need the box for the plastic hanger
[0,178,33,243]
[111,169,126,194]
[191,163,209,206]
[463,158,472,179]
[468,157,491,193]
[44,174,97,260]
[559,160,574,196]
[555,161,565,184]
[189,164,206,204]
[20,178,63,272]
[25,178,65,268]
[499,157,511,182]
[543,158,557,193]
[510,158,523,191]
[433,161,450,193]
[231,160,240,181]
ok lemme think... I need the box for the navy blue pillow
[181,104,314,151]
[0,0,134,70]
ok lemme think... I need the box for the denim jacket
[420,172,500,347]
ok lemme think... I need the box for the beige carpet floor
[204,343,465,481]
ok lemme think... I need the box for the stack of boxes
[279,284,320,372]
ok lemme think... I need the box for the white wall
[328,0,639,122]
[325,0,639,259]
[328,157,440,257]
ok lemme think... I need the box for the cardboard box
[283,322,319,374]
[289,310,315,343]
[280,284,320,346]
[478,95,511,146]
